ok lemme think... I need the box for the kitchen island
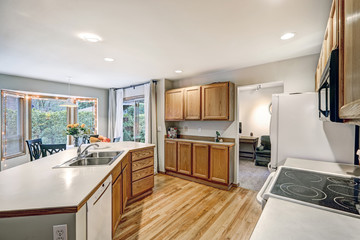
[0,142,155,240]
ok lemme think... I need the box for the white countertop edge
[0,142,155,214]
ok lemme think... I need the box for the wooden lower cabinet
[192,143,209,179]
[165,140,177,171]
[132,175,154,196]
[177,142,192,175]
[210,145,229,184]
[165,139,232,189]
[112,148,155,235]
[130,148,155,198]
[112,174,122,234]
[122,163,130,210]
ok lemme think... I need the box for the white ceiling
[0,0,332,89]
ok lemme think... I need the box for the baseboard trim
[165,171,232,190]
[128,190,153,204]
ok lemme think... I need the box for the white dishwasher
[87,175,112,240]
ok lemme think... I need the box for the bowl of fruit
[90,135,111,143]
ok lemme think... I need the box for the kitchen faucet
[77,143,100,158]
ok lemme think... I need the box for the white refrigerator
[270,92,355,170]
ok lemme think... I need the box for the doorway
[237,82,284,191]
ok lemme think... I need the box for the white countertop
[0,142,154,214]
[165,138,235,147]
[251,198,360,240]
[251,158,360,240]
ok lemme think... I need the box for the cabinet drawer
[132,157,153,171]
[132,166,154,182]
[132,148,154,161]
[132,175,154,196]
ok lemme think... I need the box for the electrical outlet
[53,224,67,240]
[158,126,161,132]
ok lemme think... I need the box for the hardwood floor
[114,174,261,240]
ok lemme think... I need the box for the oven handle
[318,81,329,117]
[256,172,275,209]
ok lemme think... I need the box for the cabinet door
[210,145,229,184]
[165,140,177,171]
[177,142,192,175]
[184,86,201,120]
[112,175,123,234]
[192,143,209,179]
[165,89,184,120]
[122,163,130,210]
[339,0,360,120]
[202,83,229,120]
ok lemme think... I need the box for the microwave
[318,48,342,122]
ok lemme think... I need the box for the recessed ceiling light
[104,57,115,62]
[78,33,102,42]
[175,70,183,73]
[280,32,296,40]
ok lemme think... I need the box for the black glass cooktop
[270,167,360,217]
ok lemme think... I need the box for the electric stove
[267,167,360,218]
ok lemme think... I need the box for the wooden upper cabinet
[210,145,229,184]
[165,88,184,120]
[339,0,360,121]
[165,140,177,171]
[184,86,201,120]
[192,143,209,179]
[202,82,232,120]
[315,0,340,90]
[177,142,192,175]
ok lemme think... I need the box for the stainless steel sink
[69,157,114,166]
[86,151,122,158]
[54,151,124,168]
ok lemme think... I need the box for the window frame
[74,98,98,135]
[1,90,99,160]
[1,90,26,160]
[28,94,72,144]
[123,95,145,143]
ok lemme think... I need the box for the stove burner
[327,184,360,198]
[270,167,360,217]
[327,177,358,186]
[334,197,360,214]
[284,171,323,183]
[280,183,327,200]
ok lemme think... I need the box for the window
[1,91,25,159]
[1,90,98,159]
[76,99,97,134]
[123,98,145,142]
[31,97,68,144]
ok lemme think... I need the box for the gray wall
[0,213,76,240]
[171,53,318,93]
[0,74,108,169]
